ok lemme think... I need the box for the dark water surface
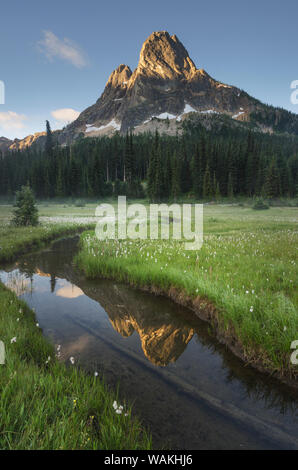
[1,236,297,450]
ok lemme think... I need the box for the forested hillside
[1,121,297,201]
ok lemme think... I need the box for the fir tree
[147,148,157,202]
[192,145,202,198]
[171,151,180,201]
[263,158,281,198]
[203,163,212,198]
[45,120,53,158]
[12,185,38,226]
[55,164,64,198]
[227,172,234,199]
[180,151,192,194]
[154,147,164,202]
[124,132,134,183]
[147,130,160,202]
[215,181,221,201]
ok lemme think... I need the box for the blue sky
[0,0,297,139]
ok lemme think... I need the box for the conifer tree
[147,130,161,202]
[171,151,180,201]
[55,164,64,197]
[124,132,134,183]
[93,154,105,197]
[12,185,38,226]
[163,149,172,199]
[43,165,51,199]
[180,151,192,194]
[227,172,234,199]
[45,120,53,158]
[215,181,221,201]
[147,148,157,202]
[154,147,164,202]
[264,158,281,198]
[192,145,202,198]
[203,163,212,198]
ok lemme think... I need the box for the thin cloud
[0,111,27,131]
[51,108,80,123]
[38,30,87,68]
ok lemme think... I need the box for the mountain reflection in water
[4,262,196,367]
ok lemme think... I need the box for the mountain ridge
[60,31,298,141]
[62,30,255,141]
[2,31,298,152]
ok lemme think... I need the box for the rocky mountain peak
[106,64,132,89]
[54,30,278,142]
[136,31,197,80]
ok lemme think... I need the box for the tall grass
[0,283,151,450]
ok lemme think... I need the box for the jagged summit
[105,64,132,89]
[136,31,197,80]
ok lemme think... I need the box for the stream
[0,236,297,450]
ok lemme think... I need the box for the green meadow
[0,200,297,450]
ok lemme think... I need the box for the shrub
[74,200,85,207]
[12,185,39,226]
[253,198,269,210]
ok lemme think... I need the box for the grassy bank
[0,223,97,263]
[0,284,151,449]
[0,202,100,263]
[76,205,298,385]
[0,216,151,450]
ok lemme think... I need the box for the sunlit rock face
[105,307,194,367]
[8,132,47,151]
[135,31,197,80]
[1,131,59,152]
[139,324,194,367]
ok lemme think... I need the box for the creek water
[0,236,297,450]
